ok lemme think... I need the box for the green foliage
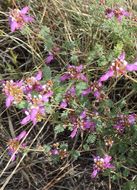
[54,124,65,134]
[42,64,52,81]
[123,181,137,190]
[86,134,96,144]
[76,82,88,95]
[43,144,51,153]
[16,101,28,109]
[1,0,137,189]
[70,150,80,160]
[39,26,53,51]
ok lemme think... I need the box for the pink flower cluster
[60,86,76,108]
[82,80,106,101]
[91,155,114,178]
[69,111,95,138]
[60,65,88,82]
[3,71,53,125]
[2,80,24,108]
[105,7,129,22]
[7,131,26,161]
[9,6,34,32]
[99,52,137,82]
[113,113,136,133]
[50,143,68,159]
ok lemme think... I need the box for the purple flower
[60,65,88,82]
[91,155,114,178]
[70,127,78,138]
[21,106,45,125]
[69,111,95,138]
[51,148,59,155]
[40,80,53,102]
[24,70,43,93]
[60,86,76,108]
[99,52,137,82]
[114,8,129,22]
[82,81,106,101]
[106,7,129,22]
[2,80,24,108]
[113,113,136,133]
[9,6,34,32]
[21,94,46,125]
[105,8,114,19]
[60,100,68,109]
[45,52,54,64]
[113,124,125,133]
[7,131,26,161]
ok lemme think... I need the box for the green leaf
[44,102,52,114]
[54,124,65,134]
[123,181,137,190]
[16,101,28,109]
[60,143,68,150]
[70,150,80,160]
[43,144,51,153]
[42,65,52,81]
[83,144,90,151]
[70,54,78,64]
[114,41,124,57]
[76,82,88,95]
[39,26,53,51]
[86,134,96,144]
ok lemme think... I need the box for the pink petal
[60,74,70,81]
[30,108,38,121]
[6,96,14,108]
[118,52,125,62]
[20,6,29,14]
[17,131,27,141]
[23,15,34,22]
[35,70,42,80]
[91,169,98,178]
[94,90,100,99]
[117,15,123,22]
[76,65,83,72]
[99,69,114,82]
[78,73,88,82]
[42,91,53,102]
[60,101,67,108]
[21,115,30,125]
[70,127,78,138]
[10,21,18,32]
[11,153,16,161]
[82,87,92,96]
[45,53,54,64]
[104,155,112,163]
[126,63,137,71]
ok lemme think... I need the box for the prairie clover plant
[9,6,34,32]
[2,2,137,186]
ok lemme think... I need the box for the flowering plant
[1,1,137,189]
[9,6,34,32]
